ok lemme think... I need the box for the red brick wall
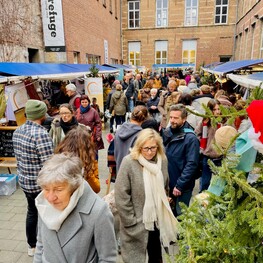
[62,0,121,64]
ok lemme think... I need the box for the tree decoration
[87,62,99,78]
[175,151,263,262]
[170,88,263,262]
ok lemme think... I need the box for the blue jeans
[171,190,193,217]
[24,191,40,248]
[128,98,134,112]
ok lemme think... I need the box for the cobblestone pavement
[0,124,190,262]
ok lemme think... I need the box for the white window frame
[182,40,197,65]
[185,0,198,26]
[128,42,141,66]
[128,1,140,29]
[86,54,101,65]
[73,52,80,64]
[215,0,228,24]
[155,41,168,64]
[156,0,168,27]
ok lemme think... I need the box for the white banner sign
[104,40,108,64]
[41,0,66,52]
[85,78,104,112]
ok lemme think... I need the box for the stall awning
[201,62,224,72]
[0,62,119,82]
[204,59,263,75]
[227,73,263,89]
[102,64,131,70]
[152,63,195,69]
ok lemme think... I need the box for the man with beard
[162,104,199,216]
[12,100,53,257]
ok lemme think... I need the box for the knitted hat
[246,100,263,153]
[25,100,47,120]
[214,126,238,149]
[65,83,76,91]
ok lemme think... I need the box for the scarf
[60,116,78,134]
[200,122,222,151]
[200,121,208,150]
[35,181,84,232]
[138,154,179,247]
[80,104,91,114]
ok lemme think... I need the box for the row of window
[128,40,197,66]
[98,0,118,19]
[128,0,228,28]
[73,52,119,65]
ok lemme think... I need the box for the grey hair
[169,104,188,119]
[37,153,83,191]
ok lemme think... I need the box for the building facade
[0,0,44,62]
[45,0,122,64]
[3,1,263,68]
[0,0,122,65]
[121,0,237,70]
[234,0,263,60]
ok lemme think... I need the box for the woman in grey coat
[115,129,179,263]
[33,153,117,263]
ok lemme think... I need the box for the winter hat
[25,100,47,120]
[113,80,120,85]
[65,83,77,92]
[246,100,263,154]
[214,126,238,149]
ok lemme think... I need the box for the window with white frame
[73,52,80,64]
[185,0,198,26]
[128,42,141,66]
[86,54,101,64]
[182,40,197,64]
[156,0,168,27]
[111,58,118,64]
[215,0,228,24]
[155,41,168,64]
[128,1,140,28]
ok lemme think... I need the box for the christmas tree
[173,87,263,262]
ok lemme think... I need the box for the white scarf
[35,181,84,231]
[138,154,180,247]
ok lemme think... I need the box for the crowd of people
[11,68,255,263]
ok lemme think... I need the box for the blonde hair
[130,128,166,160]
[116,84,122,91]
[179,79,186,86]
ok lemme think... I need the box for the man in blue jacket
[163,104,200,216]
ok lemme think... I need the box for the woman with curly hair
[55,125,100,193]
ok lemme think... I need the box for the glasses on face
[59,112,72,116]
[141,146,158,152]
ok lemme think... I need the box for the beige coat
[115,155,169,263]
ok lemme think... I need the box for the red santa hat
[246,100,263,154]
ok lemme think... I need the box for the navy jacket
[163,122,200,193]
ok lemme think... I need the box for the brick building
[121,0,237,71]
[234,0,263,60]
[0,0,122,65]
[43,0,122,64]
[2,1,263,68]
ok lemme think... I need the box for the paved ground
[0,123,194,262]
